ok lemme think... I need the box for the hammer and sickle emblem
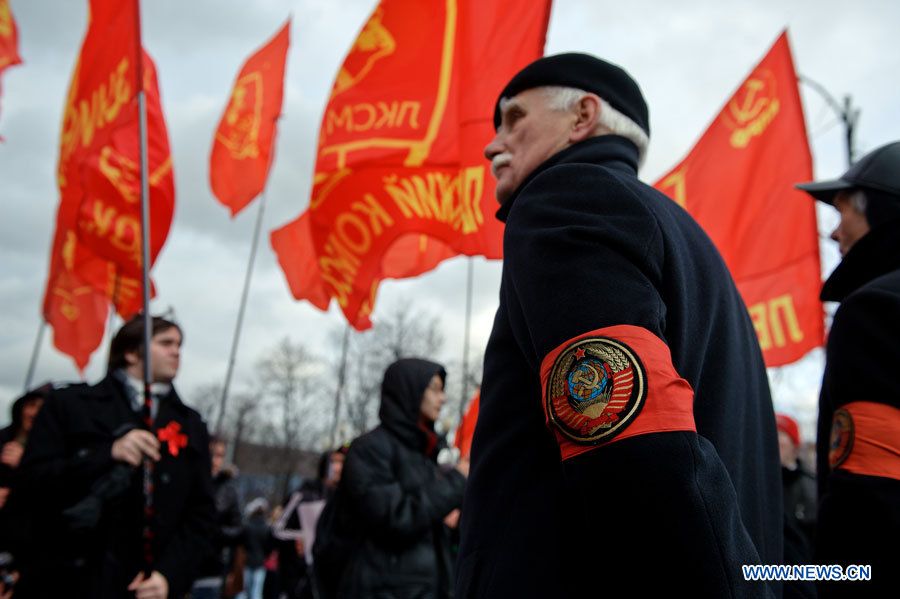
[572,362,602,390]
[729,78,768,124]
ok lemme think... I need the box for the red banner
[654,31,823,366]
[453,389,480,459]
[0,0,23,133]
[272,0,550,329]
[210,19,290,216]
[43,0,172,369]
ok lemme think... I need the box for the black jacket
[815,223,900,598]
[337,358,465,599]
[457,136,782,598]
[15,374,215,598]
[243,511,273,569]
[196,468,243,579]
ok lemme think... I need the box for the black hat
[795,141,900,205]
[493,53,649,136]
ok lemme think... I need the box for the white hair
[540,85,649,168]
[848,188,867,213]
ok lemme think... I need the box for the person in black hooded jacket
[336,358,466,599]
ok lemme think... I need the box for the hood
[378,358,446,450]
[8,382,52,435]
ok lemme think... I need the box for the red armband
[540,325,696,460]
[829,401,900,480]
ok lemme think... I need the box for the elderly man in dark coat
[16,314,215,599]
[456,53,783,598]
[796,141,900,598]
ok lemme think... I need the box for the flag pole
[217,121,280,440]
[23,320,47,391]
[798,74,860,167]
[134,0,156,578]
[329,325,351,448]
[459,258,474,423]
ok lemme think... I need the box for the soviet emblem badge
[546,337,647,444]
[828,409,854,469]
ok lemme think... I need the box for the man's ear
[124,349,140,368]
[569,94,601,144]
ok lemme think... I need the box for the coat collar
[84,374,187,421]
[495,135,641,222]
[821,221,900,302]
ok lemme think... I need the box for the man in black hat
[16,314,215,599]
[796,141,900,598]
[456,53,782,597]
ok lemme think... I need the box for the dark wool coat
[456,136,782,598]
[15,374,215,598]
[815,223,900,598]
[337,359,466,599]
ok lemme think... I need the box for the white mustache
[491,153,512,178]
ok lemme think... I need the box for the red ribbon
[157,421,188,457]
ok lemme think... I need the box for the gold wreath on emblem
[217,72,263,160]
[330,7,396,99]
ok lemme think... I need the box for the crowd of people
[0,318,468,599]
[1,52,899,598]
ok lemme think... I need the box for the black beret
[493,53,649,136]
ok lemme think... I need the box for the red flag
[454,389,480,459]
[210,19,290,216]
[43,0,172,369]
[272,0,551,329]
[0,0,23,133]
[43,232,109,371]
[654,31,823,366]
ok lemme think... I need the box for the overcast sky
[2,0,899,437]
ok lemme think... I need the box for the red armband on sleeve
[540,324,696,460]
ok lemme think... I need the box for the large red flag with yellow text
[654,31,823,366]
[272,0,550,329]
[210,19,290,216]
[43,0,174,369]
[0,0,23,134]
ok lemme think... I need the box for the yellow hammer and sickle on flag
[729,79,767,124]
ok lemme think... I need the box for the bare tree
[257,337,328,495]
[228,390,264,464]
[188,383,222,428]
[336,302,445,441]
[445,349,484,427]
[187,382,265,461]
